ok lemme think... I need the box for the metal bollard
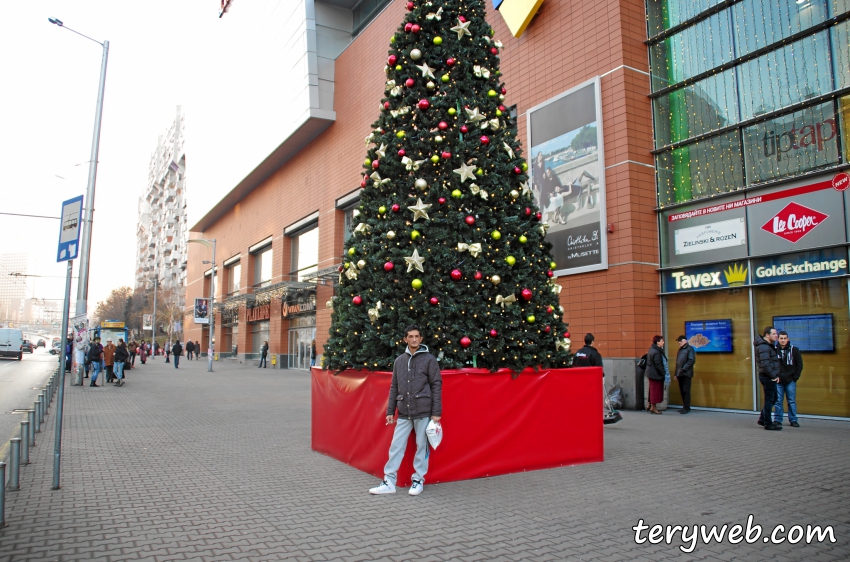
[46,382,52,405]
[39,394,45,422]
[1,462,6,527]
[8,438,21,490]
[26,410,35,447]
[34,400,42,433]
[42,390,48,416]
[20,422,30,465]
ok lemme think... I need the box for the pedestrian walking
[113,339,128,386]
[195,341,201,359]
[65,336,73,372]
[259,340,269,368]
[185,340,195,360]
[164,341,171,363]
[171,340,183,369]
[311,339,317,367]
[369,325,442,496]
[129,340,138,366]
[139,340,147,364]
[775,331,803,428]
[87,338,104,387]
[103,338,116,383]
[755,326,782,431]
[675,335,696,414]
[645,336,667,415]
[154,341,160,358]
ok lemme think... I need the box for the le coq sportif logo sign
[760,202,828,243]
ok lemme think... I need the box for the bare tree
[93,287,134,325]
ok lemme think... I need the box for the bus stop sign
[57,195,84,262]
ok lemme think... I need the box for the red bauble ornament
[460,336,471,348]
[372,160,380,169]
[352,296,363,306]
[406,78,415,88]
[474,271,483,280]
[513,166,522,174]
[547,305,554,314]
[498,105,506,112]
[446,57,456,66]
[465,215,476,225]
[404,23,413,33]
[544,326,551,333]
[547,270,554,278]
[411,24,420,33]
[480,135,490,145]
[501,87,507,94]
[383,101,391,110]
[398,149,406,157]
[438,197,447,205]
[360,177,367,188]
[536,212,543,220]
[490,47,498,55]
[388,55,397,66]
[337,265,344,272]
[441,151,452,159]
[460,125,469,133]
[564,331,571,338]
[429,296,439,306]
[438,121,448,130]
[418,99,430,110]
[489,329,498,338]
[391,204,400,212]
[458,15,467,22]
[384,262,394,272]
[524,207,532,216]
[406,1,414,10]
[521,288,533,301]
[450,269,462,280]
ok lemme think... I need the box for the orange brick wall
[185,0,660,362]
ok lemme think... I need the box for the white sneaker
[369,479,396,495]
[408,480,424,496]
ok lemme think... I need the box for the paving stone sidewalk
[1,357,848,561]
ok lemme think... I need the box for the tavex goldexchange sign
[663,262,749,293]
[752,248,848,284]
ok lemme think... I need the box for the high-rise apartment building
[0,253,29,324]
[135,106,188,303]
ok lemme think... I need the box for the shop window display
[664,289,753,410]
[754,279,850,417]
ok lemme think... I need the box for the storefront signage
[674,218,746,255]
[246,304,271,323]
[282,299,316,318]
[752,248,848,284]
[760,202,828,243]
[663,261,748,293]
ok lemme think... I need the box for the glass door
[288,327,316,370]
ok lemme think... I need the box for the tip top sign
[760,202,828,244]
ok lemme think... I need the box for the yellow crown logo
[724,263,748,285]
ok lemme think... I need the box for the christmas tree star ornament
[404,248,426,272]
[407,198,433,221]
[457,242,482,257]
[453,162,477,183]
[496,294,517,308]
[519,181,531,196]
[416,62,436,79]
[464,107,486,124]
[503,142,515,159]
[450,18,473,39]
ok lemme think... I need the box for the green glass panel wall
[834,20,850,88]
[657,132,744,206]
[654,70,738,147]
[647,0,726,37]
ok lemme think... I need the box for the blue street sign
[57,195,84,262]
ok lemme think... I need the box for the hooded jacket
[645,343,667,381]
[754,335,780,380]
[675,343,696,378]
[114,343,130,363]
[387,344,442,420]
[777,342,803,385]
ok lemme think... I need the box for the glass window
[754,279,850,417]
[737,31,833,121]
[657,131,745,206]
[832,20,850,89]
[653,69,738,147]
[650,11,734,92]
[290,227,319,281]
[343,206,358,245]
[353,0,390,33]
[664,289,753,410]
[841,95,850,162]
[253,247,273,288]
[742,101,840,184]
[227,262,241,296]
[830,0,850,17]
[732,0,829,57]
[646,0,727,38]
[251,321,269,355]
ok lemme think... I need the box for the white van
[0,328,24,360]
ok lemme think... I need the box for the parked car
[21,340,34,353]
[0,328,24,360]
[37,339,46,347]
[49,342,62,355]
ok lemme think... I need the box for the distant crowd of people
[69,336,204,385]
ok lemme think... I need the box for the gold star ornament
[404,249,426,273]
[450,18,472,40]
[407,198,433,221]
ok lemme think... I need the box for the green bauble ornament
[395,64,402,71]
[550,261,557,269]
[411,278,423,290]
[506,255,516,266]
[487,89,497,98]
[441,75,450,83]
[431,155,440,163]
[519,235,528,244]
[527,315,536,323]
[491,230,501,240]
[433,36,443,45]
[411,230,421,240]
[396,130,405,138]
[451,189,462,199]
[348,247,356,257]
[521,162,528,172]
[448,107,456,115]
[378,205,387,214]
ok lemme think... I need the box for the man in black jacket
[113,339,129,387]
[370,325,442,497]
[775,331,803,427]
[675,336,696,414]
[572,333,603,369]
[87,339,103,387]
[171,340,183,369]
[185,340,195,360]
[754,326,782,430]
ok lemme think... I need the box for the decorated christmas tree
[324,0,571,372]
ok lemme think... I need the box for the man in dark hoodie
[370,324,442,497]
[774,331,803,428]
[675,335,696,414]
[754,326,782,430]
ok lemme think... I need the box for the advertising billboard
[527,77,607,276]
[143,314,153,331]
[194,298,210,325]
[684,319,733,353]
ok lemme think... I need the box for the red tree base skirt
[311,366,604,487]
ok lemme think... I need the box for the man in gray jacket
[370,324,442,496]
[675,336,696,414]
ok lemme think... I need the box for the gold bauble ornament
[491,275,501,285]
[386,230,396,239]
[510,189,519,199]
[357,260,366,269]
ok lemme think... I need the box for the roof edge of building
[191,107,336,233]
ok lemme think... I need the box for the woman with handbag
[644,336,667,415]
[139,339,147,364]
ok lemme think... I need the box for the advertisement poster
[194,298,210,325]
[527,77,607,275]
[684,319,733,352]
[143,314,153,331]
[674,218,747,255]
[773,314,834,352]
[71,314,89,373]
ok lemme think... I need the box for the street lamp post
[150,275,158,356]
[48,17,109,318]
[188,239,216,372]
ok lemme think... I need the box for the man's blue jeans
[774,381,798,424]
[258,355,267,368]
[114,361,124,380]
[91,360,102,382]
[173,355,179,368]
